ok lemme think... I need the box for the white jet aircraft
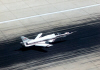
[20,32,73,48]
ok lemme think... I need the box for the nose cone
[65,32,70,34]
[65,32,73,34]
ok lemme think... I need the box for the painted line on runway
[0,4,100,24]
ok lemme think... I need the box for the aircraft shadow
[16,40,66,52]
[16,46,48,52]
[51,39,66,44]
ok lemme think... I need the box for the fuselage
[27,34,56,45]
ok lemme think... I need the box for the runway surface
[0,0,100,70]
[0,17,100,70]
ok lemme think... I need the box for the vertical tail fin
[21,36,29,42]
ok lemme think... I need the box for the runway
[0,0,100,70]
[0,18,100,70]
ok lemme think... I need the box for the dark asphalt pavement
[0,18,100,70]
